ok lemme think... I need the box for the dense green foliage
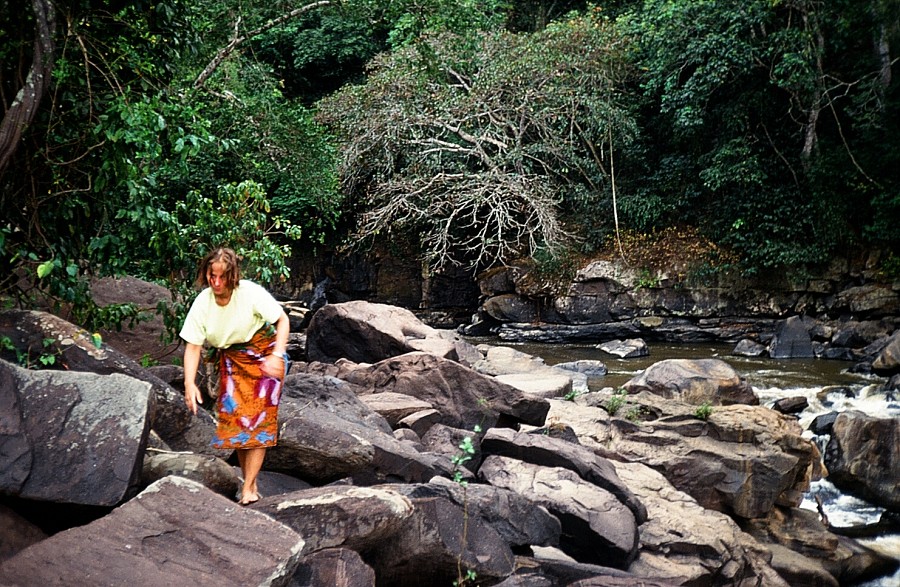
[616,0,900,271]
[1,0,898,328]
[0,0,338,329]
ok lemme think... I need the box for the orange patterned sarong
[210,325,282,449]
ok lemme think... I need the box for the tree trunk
[875,23,892,88]
[0,0,56,178]
[800,12,825,164]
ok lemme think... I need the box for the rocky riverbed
[1,296,899,586]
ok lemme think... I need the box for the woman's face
[207,261,231,296]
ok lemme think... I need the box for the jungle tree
[317,8,636,271]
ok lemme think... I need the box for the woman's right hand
[184,382,203,415]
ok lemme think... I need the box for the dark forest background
[2,0,898,331]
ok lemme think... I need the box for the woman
[180,247,289,505]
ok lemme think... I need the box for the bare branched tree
[319,14,635,270]
[361,172,566,269]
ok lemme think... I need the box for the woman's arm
[262,310,290,379]
[183,342,204,415]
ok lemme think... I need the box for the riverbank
[510,338,900,587]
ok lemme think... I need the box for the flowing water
[474,339,900,586]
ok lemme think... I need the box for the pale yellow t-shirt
[179,280,284,348]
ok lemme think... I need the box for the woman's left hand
[261,353,286,379]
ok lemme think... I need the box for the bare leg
[237,447,266,504]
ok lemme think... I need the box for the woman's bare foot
[238,491,260,505]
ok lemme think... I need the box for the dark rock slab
[772,396,809,415]
[390,477,562,549]
[336,352,551,430]
[0,309,224,458]
[366,495,515,586]
[141,451,238,498]
[271,393,456,484]
[743,506,899,587]
[0,504,46,563]
[267,403,376,483]
[872,331,900,375]
[496,555,680,587]
[289,548,375,587]
[282,371,393,434]
[769,316,815,359]
[733,338,767,357]
[358,392,433,428]
[0,476,305,587]
[825,411,900,510]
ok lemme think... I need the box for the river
[480,339,900,586]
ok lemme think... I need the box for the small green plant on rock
[625,405,647,422]
[635,268,660,289]
[563,388,582,402]
[453,569,478,586]
[1,336,60,368]
[451,425,481,486]
[604,388,628,416]
[139,353,159,368]
[694,401,714,421]
[451,424,483,587]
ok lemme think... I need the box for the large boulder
[0,309,224,458]
[391,477,562,549]
[252,486,415,555]
[622,358,758,406]
[872,331,900,375]
[611,461,789,587]
[0,477,305,586]
[479,455,639,568]
[325,352,551,431]
[267,399,376,483]
[141,451,239,498]
[282,371,393,433]
[366,495,516,586]
[290,548,376,587]
[472,345,586,395]
[824,411,900,510]
[480,428,646,523]
[482,294,541,323]
[546,395,823,519]
[499,555,682,587]
[306,301,473,364]
[0,360,152,506]
[768,315,816,359]
[90,275,178,362]
[271,389,455,484]
[743,506,899,586]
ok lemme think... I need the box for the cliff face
[288,248,899,329]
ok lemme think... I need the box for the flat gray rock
[0,360,152,506]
